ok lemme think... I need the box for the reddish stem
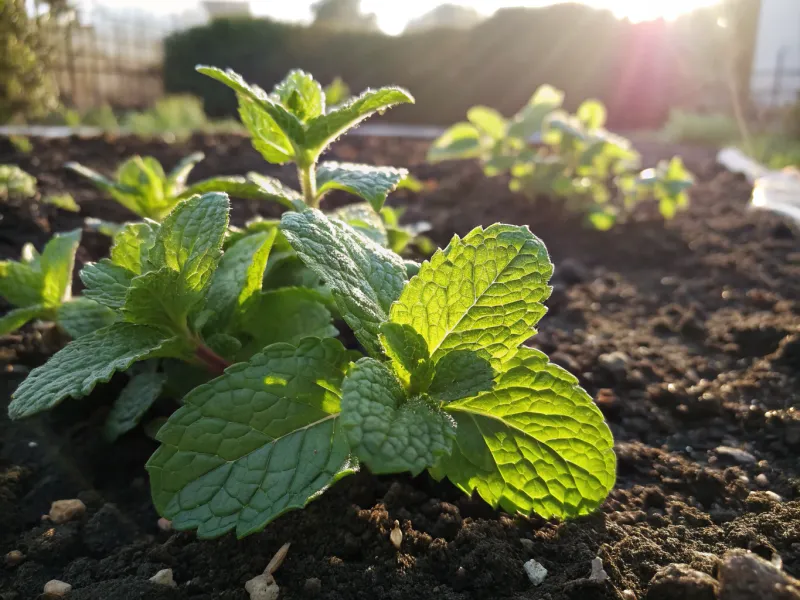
[194,344,231,376]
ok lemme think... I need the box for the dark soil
[1,133,799,600]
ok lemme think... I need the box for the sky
[86,0,722,35]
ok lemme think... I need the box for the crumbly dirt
[1,134,798,600]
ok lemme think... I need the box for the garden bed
[1,134,798,600]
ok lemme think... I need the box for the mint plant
[0,229,115,337]
[428,86,693,229]
[66,152,293,221]
[0,164,37,200]
[195,66,420,244]
[143,205,614,539]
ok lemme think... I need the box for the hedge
[163,4,751,130]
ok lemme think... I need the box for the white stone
[245,573,279,600]
[523,559,548,586]
[43,580,72,596]
[149,568,177,587]
[589,557,609,583]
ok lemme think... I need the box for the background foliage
[164,2,755,130]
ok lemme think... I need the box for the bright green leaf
[110,222,158,274]
[202,229,275,333]
[43,193,80,212]
[304,87,414,158]
[40,229,81,307]
[273,69,325,121]
[435,347,616,519]
[280,209,407,356]
[341,358,455,476]
[147,337,357,539]
[427,122,483,162]
[8,323,182,419]
[390,224,552,368]
[148,192,229,294]
[316,162,408,212]
[379,322,433,393]
[577,99,606,130]
[467,106,506,139]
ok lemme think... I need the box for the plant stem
[194,343,231,376]
[298,162,318,208]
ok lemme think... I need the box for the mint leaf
[80,259,134,309]
[428,350,494,403]
[378,322,433,393]
[273,69,324,121]
[110,222,158,274]
[166,151,204,196]
[341,358,455,476]
[467,106,507,139]
[508,85,564,140]
[57,298,117,338]
[180,175,303,211]
[280,209,407,356]
[122,268,192,332]
[427,122,483,162]
[148,192,229,293]
[316,162,408,212]
[390,224,552,368]
[577,99,606,130]
[235,288,337,357]
[39,229,81,307]
[104,371,167,442]
[0,305,46,336]
[304,87,414,158]
[197,66,304,156]
[8,323,182,419]
[333,203,388,247]
[147,337,356,539]
[434,347,616,518]
[237,98,295,164]
[0,254,43,308]
[202,230,275,333]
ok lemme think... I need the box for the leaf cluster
[428,86,694,229]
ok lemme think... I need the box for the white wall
[750,0,800,106]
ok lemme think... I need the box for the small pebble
[622,590,636,599]
[4,550,24,567]
[43,579,72,596]
[714,446,756,465]
[589,557,608,583]
[390,520,402,550]
[49,499,86,524]
[523,559,548,586]
[519,538,534,553]
[755,473,769,487]
[149,568,177,587]
[245,573,279,600]
[157,517,172,532]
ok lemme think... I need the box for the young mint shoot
[429,85,693,229]
[145,206,615,539]
[0,229,116,337]
[66,152,300,221]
